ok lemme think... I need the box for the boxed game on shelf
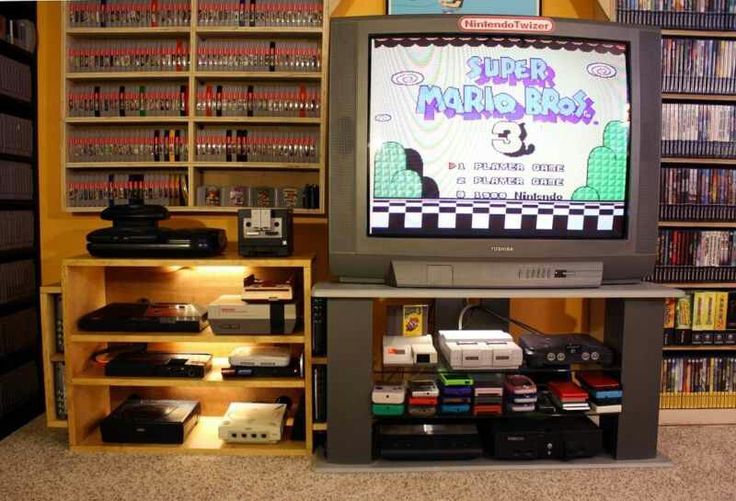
[68,128,188,162]
[662,38,736,95]
[197,0,323,27]
[67,83,188,117]
[66,171,188,207]
[195,183,318,209]
[67,0,191,27]
[195,82,320,117]
[67,39,189,72]
[659,167,736,221]
[0,161,33,201]
[650,229,736,282]
[660,354,736,409]
[663,291,736,346]
[194,127,318,163]
[661,103,736,159]
[196,38,321,72]
[616,0,736,30]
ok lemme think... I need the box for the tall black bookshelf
[0,1,42,440]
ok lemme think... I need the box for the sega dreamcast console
[218,402,287,444]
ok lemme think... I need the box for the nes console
[519,333,614,367]
[208,295,297,334]
[218,402,287,444]
[382,335,437,366]
[438,330,522,370]
[238,208,293,257]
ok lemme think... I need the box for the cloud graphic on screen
[374,114,392,122]
[391,70,425,86]
[586,63,617,79]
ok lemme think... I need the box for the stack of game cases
[407,379,438,417]
[504,375,537,413]
[473,374,504,416]
[577,372,622,413]
[371,384,406,417]
[548,381,591,412]
[438,373,473,416]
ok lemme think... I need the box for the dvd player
[104,352,212,378]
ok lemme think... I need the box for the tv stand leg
[326,298,374,464]
[603,298,664,460]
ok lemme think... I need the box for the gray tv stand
[313,282,684,470]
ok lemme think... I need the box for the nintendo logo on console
[490,245,514,253]
[458,16,556,34]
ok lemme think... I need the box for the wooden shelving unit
[62,249,316,456]
[62,0,328,216]
[40,284,67,428]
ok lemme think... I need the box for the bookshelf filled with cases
[0,1,44,440]
[610,1,736,424]
[61,0,329,217]
[62,250,317,455]
[40,284,67,428]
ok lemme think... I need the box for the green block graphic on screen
[373,141,423,198]
[571,120,629,201]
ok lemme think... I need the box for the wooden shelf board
[66,27,191,36]
[193,161,320,170]
[194,116,321,125]
[67,116,189,124]
[196,26,322,36]
[312,422,327,431]
[71,358,305,388]
[658,283,736,288]
[311,356,327,364]
[67,162,188,169]
[47,419,69,429]
[66,206,191,212]
[67,72,189,80]
[74,416,307,455]
[662,93,736,102]
[50,353,65,362]
[662,29,736,39]
[63,247,314,267]
[659,221,736,228]
[40,283,62,294]
[65,205,324,217]
[69,326,305,344]
[663,345,736,351]
[195,71,321,80]
[659,408,736,426]
[661,157,736,165]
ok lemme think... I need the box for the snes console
[438,330,522,370]
[218,402,287,444]
[382,335,437,366]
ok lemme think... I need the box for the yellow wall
[39,0,599,331]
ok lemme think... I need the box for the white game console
[218,402,287,444]
[228,346,291,367]
[372,384,406,404]
[382,335,437,366]
[438,330,522,370]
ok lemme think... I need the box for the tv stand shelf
[313,281,683,469]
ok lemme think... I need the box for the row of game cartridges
[659,204,736,223]
[616,1,736,31]
[195,128,318,162]
[0,54,33,103]
[68,0,191,27]
[196,83,320,117]
[68,40,190,72]
[656,229,736,268]
[0,114,33,158]
[661,37,736,95]
[659,167,736,208]
[0,260,36,305]
[66,172,189,207]
[661,103,736,159]
[0,161,34,201]
[197,0,323,27]
[68,128,188,162]
[67,84,188,117]
[650,265,736,284]
[196,184,319,209]
[0,211,34,251]
[196,39,321,72]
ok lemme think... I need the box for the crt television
[328,15,661,288]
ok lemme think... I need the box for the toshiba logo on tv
[458,16,555,34]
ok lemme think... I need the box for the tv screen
[368,34,631,240]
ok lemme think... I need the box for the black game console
[482,416,602,460]
[86,204,227,258]
[100,397,201,444]
[519,333,614,367]
[379,424,483,460]
[104,352,213,378]
[78,302,207,333]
